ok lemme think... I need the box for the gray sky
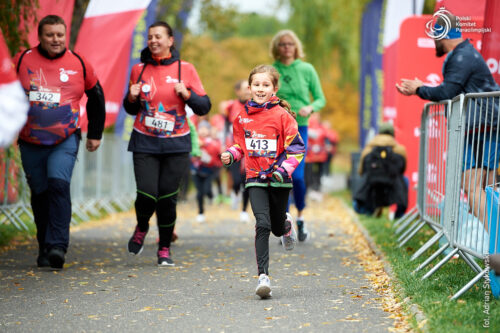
[187,0,291,33]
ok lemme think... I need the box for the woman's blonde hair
[248,64,295,119]
[269,29,305,61]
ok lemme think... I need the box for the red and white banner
[75,0,152,129]
[434,0,486,17]
[481,0,500,85]
[395,16,484,208]
[20,0,74,48]
[382,0,424,124]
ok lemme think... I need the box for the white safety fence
[0,134,135,230]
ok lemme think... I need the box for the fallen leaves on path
[304,197,412,332]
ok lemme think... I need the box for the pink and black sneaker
[128,226,148,255]
[157,247,174,266]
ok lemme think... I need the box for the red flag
[20,0,74,48]
[74,0,152,129]
[481,0,500,85]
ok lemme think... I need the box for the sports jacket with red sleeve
[225,97,305,188]
[123,48,211,154]
[15,45,105,145]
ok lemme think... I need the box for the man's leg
[45,134,79,268]
[19,142,50,266]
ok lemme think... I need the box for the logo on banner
[425,7,491,40]
[425,8,452,40]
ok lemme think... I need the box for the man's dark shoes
[37,249,50,268]
[48,247,65,269]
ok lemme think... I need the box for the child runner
[192,120,222,223]
[223,80,252,221]
[221,64,305,299]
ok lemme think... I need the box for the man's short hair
[379,122,395,136]
[38,15,66,36]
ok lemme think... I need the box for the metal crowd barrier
[394,101,452,273]
[0,134,135,230]
[395,92,500,299]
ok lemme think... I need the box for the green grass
[0,220,36,247]
[336,191,500,332]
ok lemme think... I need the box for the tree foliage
[181,34,271,112]
[0,0,39,54]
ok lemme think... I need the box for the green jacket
[273,59,326,126]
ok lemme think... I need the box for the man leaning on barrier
[14,15,106,269]
[396,11,500,227]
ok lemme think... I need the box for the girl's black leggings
[248,186,291,275]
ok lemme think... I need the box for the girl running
[123,21,210,266]
[221,65,305,298]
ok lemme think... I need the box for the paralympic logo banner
[481,0,500,85]
[75,0,152,130]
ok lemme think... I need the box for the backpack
[361,146,405,207]
[363,146,403,187]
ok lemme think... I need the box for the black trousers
[249,186,291,275]
[133,152,189,248]
[193,170,216,214]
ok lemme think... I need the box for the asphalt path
[0,195,397,332]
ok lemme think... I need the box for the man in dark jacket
[396,11,500,227]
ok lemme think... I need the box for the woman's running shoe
[157,247,175,266]
[128,226,148,255]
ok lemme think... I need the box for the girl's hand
[220,152,231,165]
[298,105,313,117]
[174,82,190,100]
[128,83,141,102]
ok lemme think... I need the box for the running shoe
[157,247,175,266]
[296,218,309,242]
[255,273,272,299]
[48,247,65,270]
[196,214,206,223]
[281,213,297,251]
[128,226,148,255]
[240,211,250,223]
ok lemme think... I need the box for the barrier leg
[422,247,459,280]
[393,207,417,229]
[398,221,426,247]
[395,212,420,235]
[458,250,482,274]
[410,230,444,261]
[450,268,488,300]
[412,243,450,274]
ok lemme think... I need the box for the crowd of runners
[1,15,340,299]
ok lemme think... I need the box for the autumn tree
[0,0,39,54]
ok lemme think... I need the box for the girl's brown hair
[248,65,295,119]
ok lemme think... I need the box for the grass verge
[336,191,500,332]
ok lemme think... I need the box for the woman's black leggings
[249,186,291,275]
[133,152,190,248]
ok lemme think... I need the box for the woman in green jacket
[270,30,326,241]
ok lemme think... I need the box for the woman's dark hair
[148,21,175,50]
[38,15,66,36]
